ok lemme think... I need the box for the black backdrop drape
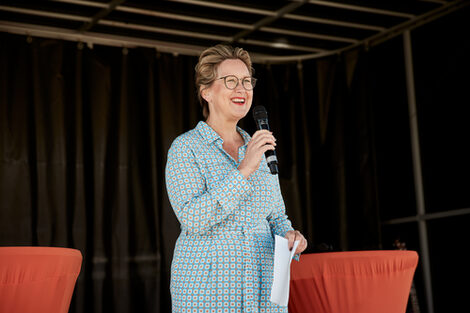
[0,33,380,312]
[1,6,469,312]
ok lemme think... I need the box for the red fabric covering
[289,251,418,313]
[0,247,82,313]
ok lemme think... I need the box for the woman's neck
[206,117,241,144]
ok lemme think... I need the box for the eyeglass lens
[224,75,256,90]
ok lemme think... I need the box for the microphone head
[252,105,268,120]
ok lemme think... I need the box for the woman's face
[203,59,253,123]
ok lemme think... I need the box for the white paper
[270,235,300,307]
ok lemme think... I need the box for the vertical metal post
[403,30,434,313]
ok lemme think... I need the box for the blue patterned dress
[166,121,294,313]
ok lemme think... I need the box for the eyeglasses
[216,75,257,90]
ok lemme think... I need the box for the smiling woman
[195,45,254,120]
[165,44,307,313]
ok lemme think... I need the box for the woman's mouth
[231,97,245,105]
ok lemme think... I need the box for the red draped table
[289,251,419,313]
[0,247,82,313]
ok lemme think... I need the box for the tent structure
[0,0,467,62]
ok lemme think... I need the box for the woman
[165,44,307,312]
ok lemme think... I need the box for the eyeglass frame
[215,75,257,90]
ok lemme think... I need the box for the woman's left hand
[285,230,308,255]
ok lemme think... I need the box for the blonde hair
[195,44,253,119]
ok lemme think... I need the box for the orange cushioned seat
[0,247,82,313]
[289,250,419,313]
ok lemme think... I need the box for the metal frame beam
[304,0,415,18]
[284,13,385,31]
[79,0,126,32]
[384,207,470,225]
[169,0,276,16]
[116,6,252,30]
[403,29,434,313]
[230,1,306,43]
[0,21,325,61]
[261,27,358,43]
[98,20,231,42]
[0,5,91,22]
[168,0,385,31]
[0,21,206,56]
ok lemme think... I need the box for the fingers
[238,130,277,178]
[285,230,308,254]
[250,131,276,149]
[295,232,308,255]
[285,230,295,250]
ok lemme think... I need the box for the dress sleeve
[267,174,294,237]
[165,136,253,235]
[267,175,302,260]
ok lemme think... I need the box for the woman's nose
[235,79,245,91]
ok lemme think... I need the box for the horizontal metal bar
[51,0,107,8]
[0,21,206,56]
[285,13,385,31]
[261,26,358,43]
[97,18,325,53]
[383,208,470,225]
[116,6,252,30]
[418,0,447,4]
[0,5,92,22]
[98,19,231,41]
[0,21,327,63]
[169,0,276,16]
[54,0,384,33]
[305,0,415,18]
[239,38,326,53]
[231,1,304,43]
[80,0,125,32]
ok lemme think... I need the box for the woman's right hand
[238,129,276,178]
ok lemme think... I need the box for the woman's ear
[201,87,211,103]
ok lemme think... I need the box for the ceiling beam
[53,0,386,32]
[169,0,276,16]
[79,0,126,32]
[284,13,385,31]
[230,1,306,43]
[418,0,447,4]
[303,0,415,18]
[260,27,358,44]
[98,20,231,42]
[239,38,326,53]
[0,5,91,22]
[51,0,107,8]
[0,20,323,62]
[116,6,252,30]
[0,21,205,56]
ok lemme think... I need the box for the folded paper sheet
[270,235,299,307]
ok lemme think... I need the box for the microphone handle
[256,120,279,175]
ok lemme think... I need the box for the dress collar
[196,121,251,145]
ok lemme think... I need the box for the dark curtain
[1,32,382,312]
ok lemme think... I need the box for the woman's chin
[232,104,251,118]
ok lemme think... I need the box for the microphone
[252,105,279,175]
